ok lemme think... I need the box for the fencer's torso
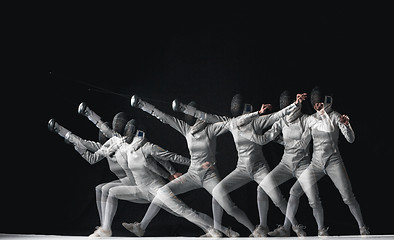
[185,124,219,174]
[124,142,166,193]
[107,160,126,179]
[278,114,311,170]
[120,137,188,194]
[308,110,355,168]
[150,107,226,177]
[81,137,130,181]
[102,137,137,185]
[228,119,267,173]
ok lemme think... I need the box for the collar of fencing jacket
[324,104,333,114]
[129,134,147,151]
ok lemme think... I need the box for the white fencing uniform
[293,109,366,233]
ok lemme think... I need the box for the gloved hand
[258,104,272,116]
[78,102,102,125]
[131,95,155,114]
[172,99,187,112]
[48,119,71,138]
[295,93,307,105]
[130,95,141,108]
[339,115,350,126]
[172,99,200,119]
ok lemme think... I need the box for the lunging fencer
[289,87,369,236]
[127,97,268,237]
[172,93,307,237]
[48,116,147,237]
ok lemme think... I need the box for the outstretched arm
[142,142,189,180]
[131,95,188,136]
[78,148,106,165]
[206,104,274,136]
[69,136,106,164]
[48,119,105,164]
[254,102,298,129]
[79,139,102,152]
[79,137,125,164]
[146,142,191,166]
[78,102,122,138]
[172,99,229,123]
[235,103,272,126]
[254,93,306,129]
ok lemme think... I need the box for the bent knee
[308,198,322,209]
[212,185,223,199]
[271,195,287,208]
[342,194,357,205]
[95,183,107,192]
[257,185,267,194]
[95,185,103,193]
[108,188,118,198]
[156,186,172,200]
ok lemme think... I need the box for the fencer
[290,87,369,236]
[48,117,142,232]
[172,93,307,237]
[237,91,323,237]
[79,104,224,237]
[128,96,261,237]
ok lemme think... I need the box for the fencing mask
[279,90,293,109]
[231,94,244,117]
[310,86,324,107]
[112,112,129,134]
[124,119,137,144]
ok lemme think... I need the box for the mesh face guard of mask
[124,119,137,144]
[231,94,244,117]
[279,90,293,109]
[112,112,129,135]
[310,86,324,107]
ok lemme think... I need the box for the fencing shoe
[292,224,307,237]
[250,225,269,237]
[267,225,290,237]
[360,226,370,236]
[318,227,329,237]
[223,228,239,237]
[88,226,112,238]
[122,222,145,237]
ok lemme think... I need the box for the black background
[2,3,393,237]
